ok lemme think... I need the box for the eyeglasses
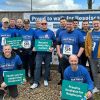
[41,23,47,25]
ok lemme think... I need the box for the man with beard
[56,19,84,85]
[63,55,94,100]
[85,18,100,93]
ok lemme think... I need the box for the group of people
[0,16,99,100]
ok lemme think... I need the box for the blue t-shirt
[34,29,56,53]
[34,29,56,44]
[91,31,100,59]
[58,29,84,55]
[64,65,94,91]
[18,28,35,49]
[0,28,15,51]
[56,27,66,39]
[0,54,22,75]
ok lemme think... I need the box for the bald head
[69,55,78,61]
[69,55,78,70]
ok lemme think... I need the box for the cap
[2,18,9,23]
[23,19,30,24]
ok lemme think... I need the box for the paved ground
[4,70,100,100]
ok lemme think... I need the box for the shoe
[93,87,100,94]
[30,78,34,85]
[58,80,62,85]
[30,83,38,89]
[44,80,48,86]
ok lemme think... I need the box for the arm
[77,31,85,57]
[84,69,94,91]
[56,45,62,58]
[64,68,70,80]
[85,30,92,58]
[56,34,63,58]
[77,46,84,57]
[16,55,23,70]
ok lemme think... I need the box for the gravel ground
[4,70,100,100]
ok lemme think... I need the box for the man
[85,18,100,93]
[17,19,35,82]
[16,19,23,30]
[80,20,91,67]
[56,17,67,84]
[64,55,94,100]
[30,19,56,89]
[0,44,22,100]
[35,20,41,31]
[9,19,16,29]
[56,17,67,40]
[73,18,80,30]
[0,17,15,52]
[56,19,84,85]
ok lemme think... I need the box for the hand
[13,48,18,50]
[49,47,54,52]
[59,54,63,58]
[86,91,92,99]
[1,82,7,88]
[32,47,36,51]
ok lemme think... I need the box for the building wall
[0,10,100,21]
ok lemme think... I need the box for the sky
[0,0,100,11]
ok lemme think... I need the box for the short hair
[60,17,66,21]
[73,18,79,22]
[67,19,73,22]
[3,44,12,50]
[82,20,89,23]
[93,18,100,22]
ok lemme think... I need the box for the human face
[60,19,67,28]
[16,19,23,28]
[3,45,12,58]
[66,22,74,32]
[82,21,89,31]
[36,20,41,28]
[41,20,47,30]
[69,55,78,71]
[24,23,30,30]
[73,21,79,28]
[92,20,100,31]
[2,22,9,29]
[9,19,16,27]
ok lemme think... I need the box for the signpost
[61,80,88,100]
[4,70,25,86]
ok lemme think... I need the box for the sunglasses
[41,23,47,25]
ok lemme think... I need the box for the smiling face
[16,19,23,28]
[69,55,78,71]
[92,20,100,31]
[60,19,67,28]
[3,45,12,58]
[82,21,89,31]
[41,19,47,30]
[66,21,74,32]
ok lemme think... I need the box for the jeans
[34,52,52,84]
[89,58,100,90]
[59,55,70,81]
